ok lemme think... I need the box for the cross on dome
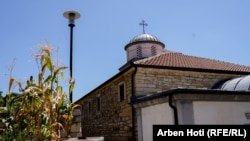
[139,20,148,34]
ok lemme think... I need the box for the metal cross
[139,20,148,34]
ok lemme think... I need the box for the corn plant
[0,44,79,141]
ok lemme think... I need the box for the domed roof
[129,33,161,43]
[125,33,165,50]
[211,75,250,91]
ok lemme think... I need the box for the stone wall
[75,66,245,141]
[134,68,242,96]
[76,68,135,141]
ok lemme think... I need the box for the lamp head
[63,11,80,26]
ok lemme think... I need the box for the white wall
[193,101,250,124]
[126,43,164,61]
[140,103,173,141]
[137,101,250,141]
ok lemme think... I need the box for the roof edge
[131,88,250,104]
[74,63,135,104]
[133,63,250,74]
[124,41,165,50]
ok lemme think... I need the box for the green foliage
[0,91,4,106]
[0,45,79,141]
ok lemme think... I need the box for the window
[81,104,84,117]
[97,97,101,112]
[88,101,92,114]
[151,46,156,56]
[137,46,142,58]
[119,83,125,101]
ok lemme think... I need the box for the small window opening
[97,97,101,111]
[119,83,125,101]
[88,101,92,114]
[151,46,156,56]
[137,47,142,58]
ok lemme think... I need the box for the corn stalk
[0,44,79,141]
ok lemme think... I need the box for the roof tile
[134,51,250,72]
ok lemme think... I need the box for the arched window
[151,46,156,56]
[118,82,126,101]
[97,96,101,112]
[88,101,92,115]
[137,46,142,58]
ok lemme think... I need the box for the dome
[125,33,165,50]
[129,33,161,43]
[211,75,250,91]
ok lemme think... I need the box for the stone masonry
[134,68,241,96]
[76,68,134,141]
[75,66,243,141]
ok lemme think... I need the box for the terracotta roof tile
[134,51,250,72]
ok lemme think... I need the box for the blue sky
[1,0,250,102]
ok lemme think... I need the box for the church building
[74,21,250,141]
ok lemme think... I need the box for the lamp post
[63,11,80,103]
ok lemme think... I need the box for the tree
[0,44,79,141]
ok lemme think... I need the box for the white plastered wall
[193,101,250,124]
[139,103,173,141]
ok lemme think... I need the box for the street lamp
[63,11,80,103]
